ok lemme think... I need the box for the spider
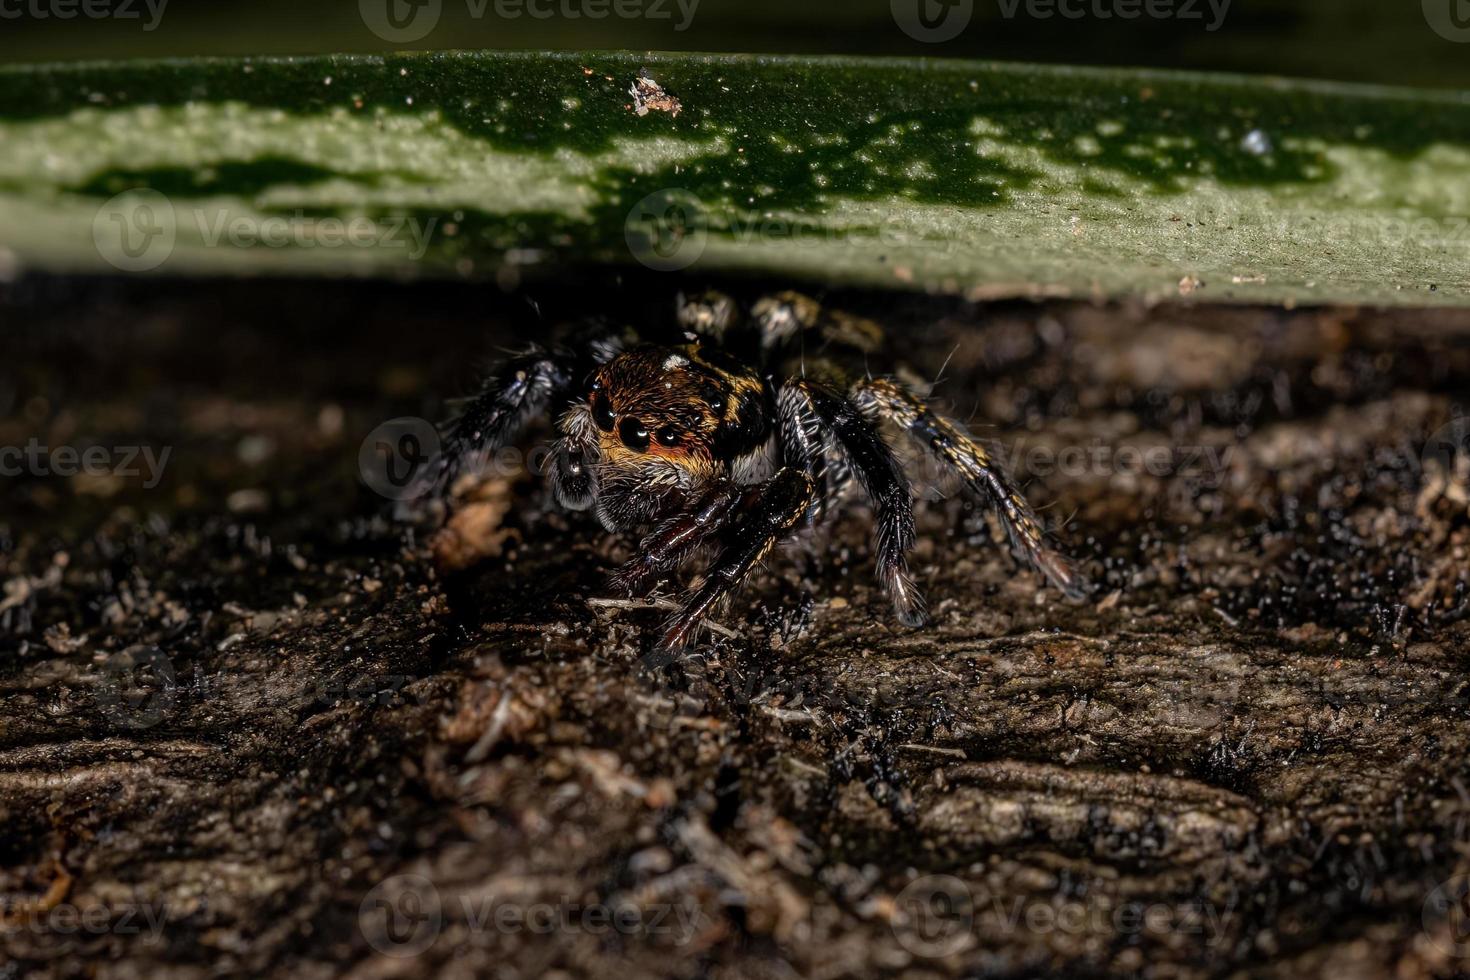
[415,290,1084,651]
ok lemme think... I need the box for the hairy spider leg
[418,328,626,504]
[658,468,816,651]
[608,481,743,597]
[851,377,1085,600]
[416,346,576,500]
[675,290,740,343]
[784,380,928,628]
[775,382,835,525]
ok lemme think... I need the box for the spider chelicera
[415,290,1084,650]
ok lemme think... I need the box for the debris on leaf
[629,69,682,118]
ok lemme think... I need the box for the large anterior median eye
[619,417,650,452]
[592,395,615,432]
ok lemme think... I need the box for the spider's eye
[592,396,615,432]
[656,426,681,447]
[619,417,650,452]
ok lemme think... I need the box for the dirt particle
[226,488,270,513]
[431,478,516,572]
[442,675,550,760]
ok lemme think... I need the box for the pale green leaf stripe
[1,51,1468,306]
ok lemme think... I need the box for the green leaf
[2,50,1469,306]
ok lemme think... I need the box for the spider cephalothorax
[418,291,1084,650]
[560,343,776,530]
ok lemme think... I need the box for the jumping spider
[416,291,1084,650]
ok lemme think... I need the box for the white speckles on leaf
[1241,129,1273,156]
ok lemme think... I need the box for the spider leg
[851,377,1085,599]
[608,482,742,597]
[551,399,603,511]
[752,291,885,357]
[412,347,576,502]
[752,290,822,353]
[783,380,928,628]
[658,468,815,651]
[415,327,624,505]
[676,290,739,343]
[775,383,833,524]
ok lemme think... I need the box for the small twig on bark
[586,596,742,640]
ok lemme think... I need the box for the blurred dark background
[1,0,1467,90]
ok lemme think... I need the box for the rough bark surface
[1,277,1468,979]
